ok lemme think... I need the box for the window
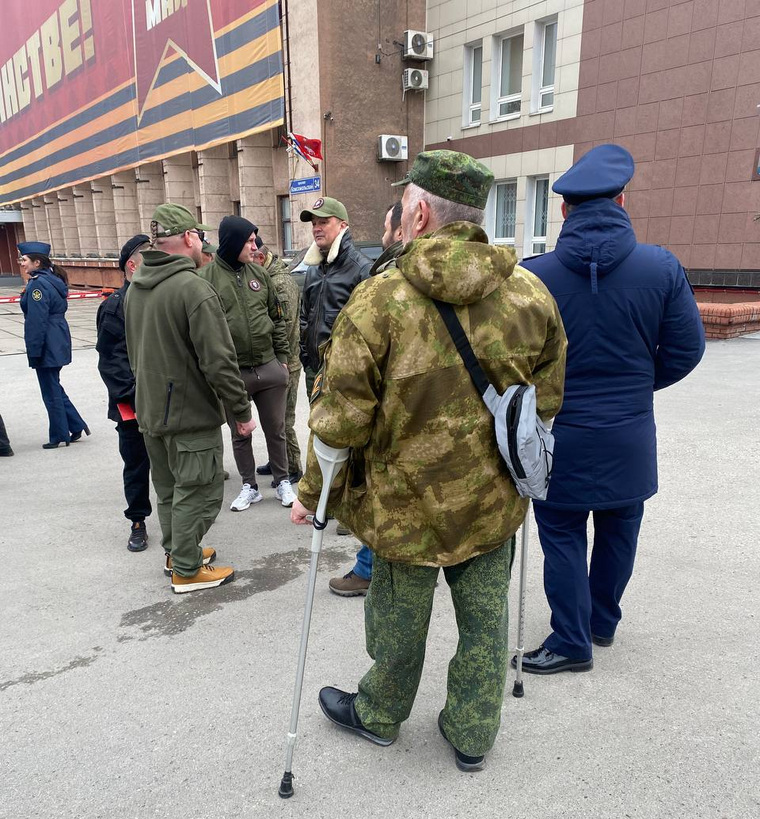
[496,34,523,119]
[494,181,517,243]
[464,43,483,126]
[538,21,557,110]
[279,196,293,253]
[528,176,550,255]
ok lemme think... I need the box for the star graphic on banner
[131,0,222,121]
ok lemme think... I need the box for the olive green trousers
[354,537,515,756]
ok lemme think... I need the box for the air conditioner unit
[403,68,429,91]
[378,134,409,162]
[404,30,433,61]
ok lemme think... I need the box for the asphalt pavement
[1,297,758,819]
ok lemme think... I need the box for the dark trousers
[533,501,645,660]
[117,420,152,523]
[35,367,86,445]
[224,358,289,486]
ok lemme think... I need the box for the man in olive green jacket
[198,216,296,511]
[292,151,566,771]
[125,204,256,594]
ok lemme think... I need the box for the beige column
[43,197,65,257]
[238,134,276,245]
[136,163,165,231]
[197,145,233,243]
[162,154,197,213]
[73,186,98,256]
[30,197,50,243]
[57,188,80,256]
[20,199,37,246]
[90,182,118,257]
[111,172,141,248]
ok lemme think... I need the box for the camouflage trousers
[354,537,515,756]
[285,366,302,474]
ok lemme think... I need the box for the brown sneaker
[164,547,216,577]
[171,564,234,594]
[328,570,370,597]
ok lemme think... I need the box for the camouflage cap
[299,196,349,223]
[392,150,494,210]
[151,203,211,239]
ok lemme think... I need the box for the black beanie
[217,216,257,270]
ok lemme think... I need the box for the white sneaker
[230,483,263,511]
[276,479,297,508]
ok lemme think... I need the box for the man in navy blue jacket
[516,144,705,674]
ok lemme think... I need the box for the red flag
[290,133,323,161]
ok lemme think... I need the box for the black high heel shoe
[70,425,91,443]
[42,441,70,449]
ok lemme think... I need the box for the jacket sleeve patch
[32,288,43,301]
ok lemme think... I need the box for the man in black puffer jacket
[298,197,372,396]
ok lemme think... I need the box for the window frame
[536,19,557,113]
[493,32,523,122]
[493,179,518,245]
[464,42,483,127]
[279,195,293,254]
[526,175,550,256]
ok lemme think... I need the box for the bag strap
[432,299,491,397]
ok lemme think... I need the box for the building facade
[424,0,760,286]
[5,0,426,284]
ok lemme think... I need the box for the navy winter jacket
[521,198,705,509]
[20,269,72,370]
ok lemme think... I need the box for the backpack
[433,300,555,500]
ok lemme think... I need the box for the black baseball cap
[119,234,150,272]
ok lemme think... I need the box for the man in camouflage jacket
[255,240,303,482]
[292,151,567,771]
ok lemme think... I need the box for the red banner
[0,0,285,203]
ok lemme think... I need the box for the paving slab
[1,323,758,819]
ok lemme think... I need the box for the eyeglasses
[188,229,205,242]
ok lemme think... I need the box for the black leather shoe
[70,425,91,443]
[127,521,149,552]
[42,441,70,449]
[256,462,272,475]
[288,470,303,484]
[592,633,614,647]
[511,645,593,675]
[438,711,485,772]
[318,687,395,746]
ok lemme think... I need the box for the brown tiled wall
[428,0,760,275]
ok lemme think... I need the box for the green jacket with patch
[297,222,567,567]
[198,256,289,368]
[125,251,252,436]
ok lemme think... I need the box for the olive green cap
[151,203,211,238]
[299,196,349,223]
[201,240,217,254]
[392,150,494,210]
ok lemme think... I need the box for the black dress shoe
[317,687,395,746]
[70,425,91,443]
[437,711,485,772]
[0,447,13,457]
[42,441,70,449]
[511,645,593,675]
[127,521,149,552]
[592,633,614,647]
[256,462,272,475]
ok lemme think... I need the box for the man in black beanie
[198,216,296,510]
[96,233,153,551]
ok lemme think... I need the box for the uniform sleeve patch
[31,289,43,301]
[309,370,324,404]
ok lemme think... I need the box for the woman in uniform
[18,241,90,449]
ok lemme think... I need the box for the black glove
[29,357,42,368]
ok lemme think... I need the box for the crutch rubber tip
[278,772,294,798]
[512,681,524,698]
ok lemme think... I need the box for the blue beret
[18,241,51,256]
[553,144,635,205]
